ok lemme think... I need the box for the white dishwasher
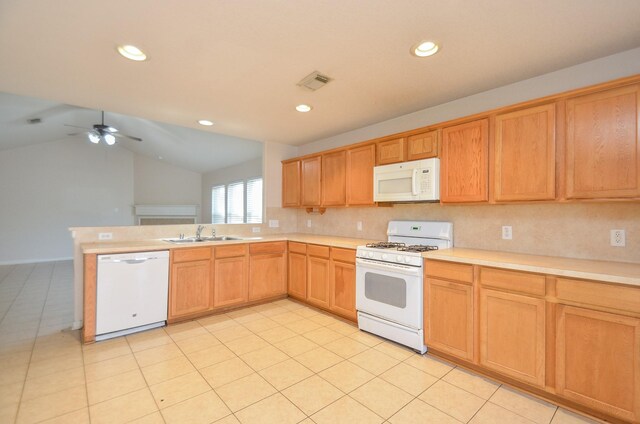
[96,250,169,341]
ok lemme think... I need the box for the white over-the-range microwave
[373,158,440,202]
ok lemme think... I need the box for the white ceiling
[0,92,263,173]
[0,0,639,146]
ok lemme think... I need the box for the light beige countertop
[424,248,640,287]
[80,233,377,254]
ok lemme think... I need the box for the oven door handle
[356,258,422,277]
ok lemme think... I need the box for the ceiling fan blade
[114,133,143,142]
[64,124,91,130]
[67,131,88,136]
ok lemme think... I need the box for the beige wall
[296,203,639,264]
[134,154,202,219]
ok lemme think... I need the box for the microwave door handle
[411,168,419,195]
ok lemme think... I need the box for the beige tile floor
[0,261,603,424]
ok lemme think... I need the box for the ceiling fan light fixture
[88,131,100,144]
[412,40,439,57]
[104,133,117,145]
[296,104,312,113]
[198,120,214,126]
[106,126,118,133]
[117,44,147,61]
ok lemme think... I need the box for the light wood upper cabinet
[441,119,489,203]
[556,305,640,422]
[301,156,322,206]
[213,245,248,308]
[288,242,307,300]
[346,144,376,206]
[566,84,640,199]
[329,248,357,321]
[494,104,556,201]
[282,160,301,207]
[376,137,406,165]
[407,130,439,161]
[169,247,213,320]
[249,242,287,301]
[321,150,347,206]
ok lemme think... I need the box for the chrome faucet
[196,225,205,240]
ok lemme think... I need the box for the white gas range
[355,221,453,354]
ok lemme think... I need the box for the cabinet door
[307,256,330,309]
[301,156,322,206]
[321,150,347,206]
[556,305,640,422]
[282,160,301,207]
[407,130,439,161]
[346,144,376,206]
[424,278,474,361]
[249,253,286,301]
[494,104,556,201]
[441,119,489,203]
[330,249,356,321]
[479,289,545,387]
[566,84,640,199]
[376,137,406,165]
[288,251,307,300]
[214,256,248,308]
[169,260,212,319]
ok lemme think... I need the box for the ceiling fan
[65,111,142,145]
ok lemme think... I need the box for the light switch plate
[502,226,512,240]
[98,232,113,240]
[252,227,261,233]
[307,219,312,228]
[268,219,279,228]
[611,229,626,247]
[357,221,363,231]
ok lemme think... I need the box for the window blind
[227,181,245,224]
[246,178,263,224]
[211,185,226,224]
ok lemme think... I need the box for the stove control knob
[396,255,402,262]
[404,257,412,263]
[381,254,388,260]
[368,252,374,258]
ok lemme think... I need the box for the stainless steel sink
[163,236,242,243]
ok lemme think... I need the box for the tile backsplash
[296,202,640,264]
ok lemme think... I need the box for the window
[211,177,263,224]
[211,185,226,224]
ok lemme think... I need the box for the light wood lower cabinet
[169,247,213,320]
[329,248,356,321]
[307,245,331,309]
[479,288,545,387]
[248,242,287,301]
[425,277,474,361]
[213,245,248,308]
[288,242,307,300]
[556,305,640,422]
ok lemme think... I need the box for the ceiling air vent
[297,71,332,91]
[27,118,42,124]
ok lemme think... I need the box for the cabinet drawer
[425,260,473,284]
[480,267,545,297]
[215,244,247,259]
[556,278,640,315]
[172,247,212,263]
[250,241,286,255]
[289,241,307,254]
[331,247,355,263]
[307,244,330,259]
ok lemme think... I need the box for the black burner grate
[365,242,406,249]
[397,245,439,253]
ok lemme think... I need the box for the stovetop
[365,242,439,253]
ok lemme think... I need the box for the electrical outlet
[501,226,512,240]
[307,219,312,228]
[252,227,261,233]
[98,232,113,240]
[268,219,279,228]
[610,229,626,247]
[357,221,363,231]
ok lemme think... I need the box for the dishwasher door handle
[111,258,155,264]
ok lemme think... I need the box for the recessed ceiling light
[296,104,312,113]
[117,44,147,61]
[412,41,439,57]
[198,120,214,126]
